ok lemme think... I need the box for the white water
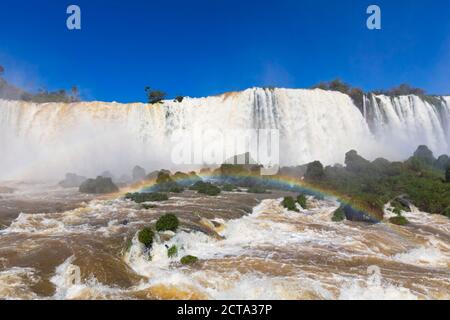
[0,89,449,180]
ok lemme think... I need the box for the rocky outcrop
[79,176,119,194]
[342,204,379,223]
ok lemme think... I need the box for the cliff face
[0,88,449,180]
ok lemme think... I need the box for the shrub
[389,216,409,226]
[247,186,267,194]
[281,196,299,212]
[191,182,221,196]
[168,184,185,193]
[79,176,119,194]
[125,192,168,203]
[145,86,166,104]
[138,227,154,248]
[222,184,235,192]
[189,181,208,190]
[180,255,198,265]
[156,214,179,232]
[332,207,345,222]
[156,171,173,184]
[304,161,324,181]
[167,245,178,258]
[297,194,307,209]
[443,207,450,218]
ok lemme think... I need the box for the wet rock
[159,230,176,242]
[342,204,379,223]
[58,173,87,188]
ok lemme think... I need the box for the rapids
[0,184,448,300]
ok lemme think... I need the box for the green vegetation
[1,67,80,102]
[145,86,166,104]
[446,166,450,183]
[190,181,221,196]
[304,161,325,181]
[156,171,172,184]
[312,79,435,112]
[138,227,155,248]
[305,147,450,219]
[125,192,169,203]
[332,207,345,222]
[78,176,119,194]
[155,214,179,232]
[247,186,267,194]
[167,245,178,258]
[221,184,235,192]
[390,199,411,214]
[297,194,307,209]
[389,216,409,226]
[180,255,198,265]
[312,79,364,109]
[141,204,157,209]
[281,196,299,212]
[372,83,425,96]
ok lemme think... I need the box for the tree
[174,96,184,103]
[413,145,435,166]
[446,166,450,183]
[328,79,350,94]
[304,161,325,180]
[387,84,425,96]
[145,86,166,104]
[345,150,371,173]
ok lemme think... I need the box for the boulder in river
[342,204,379,223]
[79,176,119,194]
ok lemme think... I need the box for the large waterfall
[0,88,449,180]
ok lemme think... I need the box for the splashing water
[1,89,448,180]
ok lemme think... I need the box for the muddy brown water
[0,182,449,300]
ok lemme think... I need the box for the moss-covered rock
[332,207,346,222]
[138,227,154,248]
[297,194,307,209]
[125,192,168,203]
[156,214,179,232]
[180,255,198,265]
[389,216,409,226]
[281,196,299,212]
[167,245,178,258]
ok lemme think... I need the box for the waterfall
[0,88,449,180]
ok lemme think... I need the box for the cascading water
[0,88,449,180]
[364,94,450,159]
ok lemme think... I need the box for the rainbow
[116,171,384,222]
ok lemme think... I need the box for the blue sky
[0,0,449,102]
